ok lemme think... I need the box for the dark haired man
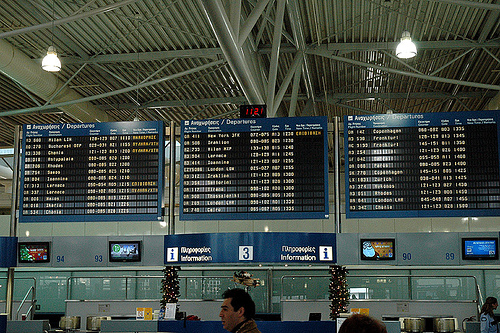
[339,314,388,333]
[219,288,261,333]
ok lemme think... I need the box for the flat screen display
[462,238,498,260]
[361,239,395,260]
[180,116,329,220]
[345,111,500,219]
[18,242,50,263]
[20,121,164,223]
[109,241,141,262]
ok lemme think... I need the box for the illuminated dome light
[396,31,417,59]
[42,46,61,72]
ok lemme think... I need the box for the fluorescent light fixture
[396,31,417,59]
[42,46,61,72]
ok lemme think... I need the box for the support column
[7,126,21,319]
[168,121,176,235]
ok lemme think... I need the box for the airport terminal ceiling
[0,0,499,155]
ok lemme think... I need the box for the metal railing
[16,285,36,320]
[0,277,37,320]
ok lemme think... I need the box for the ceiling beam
[258,40,500,54]
[431,0,500,11]
[0,59,225,117]
[308,46,500,91]
[288,0,315,102]
[58,39,500,66]
[98,94,312,110]
[98,96,248,110]
[199,0,265,104]
[319,91,497,101]
[266,0,286,116]
[95,91,495,111]
[0,0,143,39]
[324,40,500,53]
[0,38,109,122]
[61,48,224,65]
[16,0,89,60]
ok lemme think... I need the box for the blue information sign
[164,232,336,264]
[345,111,500,218]
[180,117,329,220]
[20,121,164,222]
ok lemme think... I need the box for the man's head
[339,314,388,333]
[219,288,256,332]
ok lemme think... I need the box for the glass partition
[279,274,480,302]
[16,268,491,316]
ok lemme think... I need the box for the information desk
[20,121,164,222]
[345,111,500,218]
[180,117,329,220]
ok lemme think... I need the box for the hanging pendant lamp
[42,0,61,72]
[396,31,417,59]
[42,46,61,72]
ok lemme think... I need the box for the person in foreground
[480,296,499,333]
[219,288,261,333]
[338,313,388,333]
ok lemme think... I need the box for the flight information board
[180,117,329,220]
[345,111,500,218]
[20,121,164,222]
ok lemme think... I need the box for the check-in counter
[100,320,337,333]
[6,320,50,333]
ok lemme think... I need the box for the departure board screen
[20,121,164,222]
[345,111,500,218]
[180,117,329,220]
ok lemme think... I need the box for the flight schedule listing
[20,121,164,222]
[345,111,500,218]
[180,117,329,220]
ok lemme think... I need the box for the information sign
[345,111,500,218]
[20,121,164,222]
[180,117,329,220]
[164,232,336,264]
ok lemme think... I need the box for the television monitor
[361,239,395,260]
[462,238,498,260]
[109,241,141,262]
[18,242,50,263]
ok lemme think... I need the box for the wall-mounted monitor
[18,242,50,263]
[345,111,500,219]
[109,241,141,262]
[180,116,329,221]
[361,239,395,260]
[462,238,498,260]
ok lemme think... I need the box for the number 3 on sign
[239,246,254,261]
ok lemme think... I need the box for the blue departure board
[180,117,329,220]
[345,111,500,218]
[20,121,164,222]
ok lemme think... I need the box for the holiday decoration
[328,265,349,319]
[160,266,181,310]
[232,271,260,287]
